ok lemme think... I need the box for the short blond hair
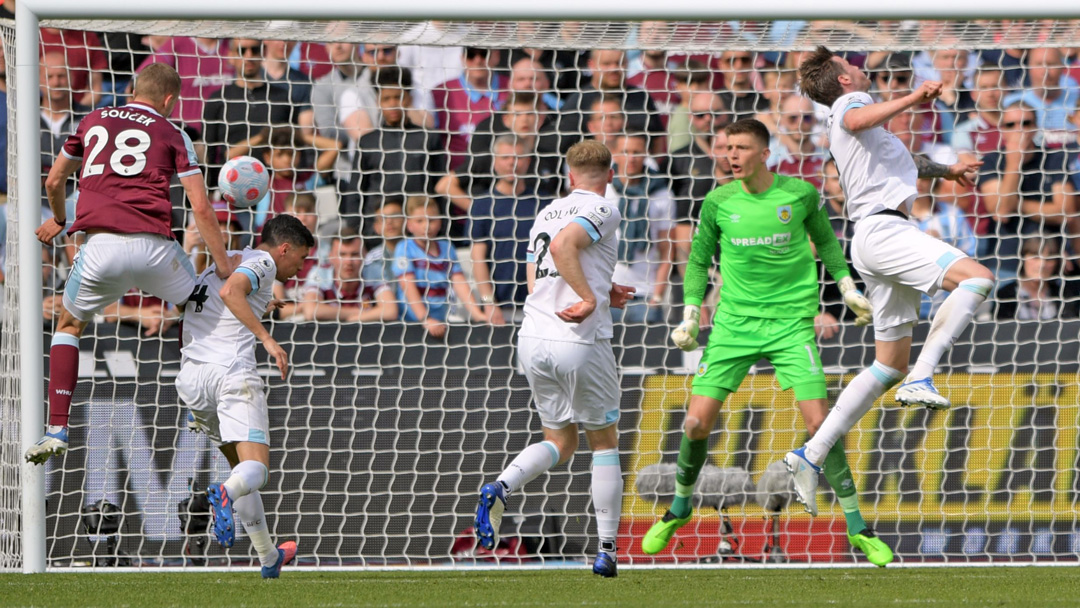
[566,140,612,181]
[134,63,182,104]
[405,196,439,217]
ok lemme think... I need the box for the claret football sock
[48,333,81,427]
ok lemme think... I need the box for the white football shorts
[851,213,967,337]
[64,232,197,322]
[175,360,270,446]
[517,336,620,430]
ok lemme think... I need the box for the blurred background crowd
[4,17,1080,337]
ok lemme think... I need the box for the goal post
[5,8,1080,573]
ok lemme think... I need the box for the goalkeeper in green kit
[640,119,893,566]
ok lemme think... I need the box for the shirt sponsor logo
[729,232,791,247]
[777,205,792,224]
[730,214,740,223]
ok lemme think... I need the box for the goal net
[3,17,1080,570]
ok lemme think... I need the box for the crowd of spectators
[7,19,1080,337]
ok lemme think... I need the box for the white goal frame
[12,0,1079,574]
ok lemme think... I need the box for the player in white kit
[784,47,995,514]
[473,140,634,577]
[176,214,314,578]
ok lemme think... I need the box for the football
[217,156,269,208]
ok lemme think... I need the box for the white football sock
[223,460,268,499]
[496,441,559,493]
[804,362,904,466]
[591,449,622,556]
[233,491,278,567]
[909,278,993,381]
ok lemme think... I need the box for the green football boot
[848,527,894,567]
[641,510,693,555]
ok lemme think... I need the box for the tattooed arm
[912,153,982,188]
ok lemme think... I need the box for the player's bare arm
[550,222,597,324]
[842,81,942,133]
[220,272,288,379]
[911,154,982,187]
[182,172,239,279]
[36,155,81,244]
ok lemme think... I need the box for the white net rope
[1,18,1079,569]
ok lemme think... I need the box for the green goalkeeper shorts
[691,312,827,403]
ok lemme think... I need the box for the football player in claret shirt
[26,63,238,465]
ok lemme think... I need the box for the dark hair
[269,127,300,150]
[332,227,362,247]
[674,59,711,87]
[724,118,771,148]
[798,45,846,107]
[507,90,539,109]
[464,47,489,60]
[589,92,624,113]
[373,65,413,92]
[261,213,315,249]
[377,195,405,212]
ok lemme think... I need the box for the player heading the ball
[26,63,239,466]
[179,214,315,578]
[474,140,634,578]
[640,119,892,566]
[785,47,994,516]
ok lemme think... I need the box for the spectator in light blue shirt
[1001,47,1080,147]
[911,175,978,319]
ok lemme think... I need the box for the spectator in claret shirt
[953,67,1005,159]
[469,136,546,322]
[627,21,680,116]
[202,39,296,186]
[768,95,825,188]
[301,229,397,323]
[39,28,108,108]
[431,47,508,171]
[561,49,666,155]
[135,36,234,133]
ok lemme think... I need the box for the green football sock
[822,441,867,534]
[671,435,709,519]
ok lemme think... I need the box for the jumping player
[785,47,994,514]
[26,63,238,465]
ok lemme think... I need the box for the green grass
[2,567,1079,608]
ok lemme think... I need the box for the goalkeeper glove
[839,276,873,327]
[671,305,701,351]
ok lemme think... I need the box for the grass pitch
[2,567,1078,607]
